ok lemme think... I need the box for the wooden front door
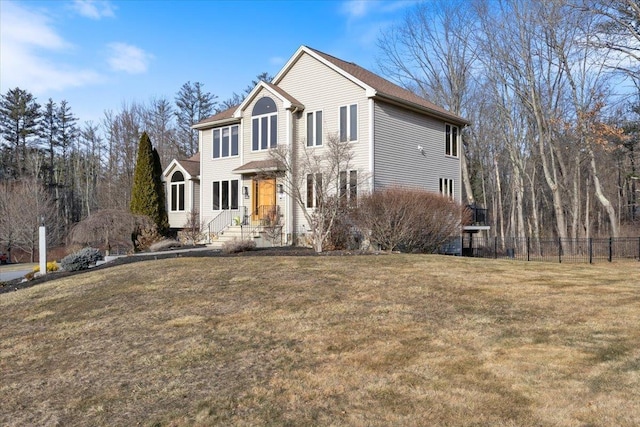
[253,178,276,222]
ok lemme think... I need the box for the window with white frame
[339,104,357,142]
[445,124,459,157]
[440,178,454,199]
[306,110,323,146]
[252,97,277,151]
[213,125,239,159]
[170,171,185,211]
[306,173,323,208]
[212,179,239,210]
[339,170,358,205]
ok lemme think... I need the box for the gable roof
[276,46,469,125]
[235,81,303,117]
[163,154,200,180]
[178,154,200,177]
[194,45,468,130]
[192,105,239,129]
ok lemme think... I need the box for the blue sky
[0,0,418,124]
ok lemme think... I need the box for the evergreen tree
[130,132,168,234]
[152,146,169,233]
[175,81,217,157]
[0,87,41,178]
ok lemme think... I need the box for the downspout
[368,98,375,192]
[286,106,299,244]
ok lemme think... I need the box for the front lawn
[1,255,638,426]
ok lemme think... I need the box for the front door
[253,178,276,222]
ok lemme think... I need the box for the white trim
[305,109,324,147]
[251,112,278,152]
[272,46,377,97]
[237,82,297,115]
[212,124,240,159]
[192,116,240,130]
[339,103,358,143]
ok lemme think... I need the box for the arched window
[170,171,185,211]
[251,97,277,151]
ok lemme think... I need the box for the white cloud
[340,0,416,19]
[107,42,153,74]
[340,0,373,19]
[0,1,103,94]
[71,0,115,20]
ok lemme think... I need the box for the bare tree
[182,210,204,245]
[270,133,358,253]
[377,0,478,204]
[0,178,61,262]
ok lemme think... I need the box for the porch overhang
[232,159,284,175]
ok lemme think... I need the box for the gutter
[372,92,470,126]
[192,117,241,130]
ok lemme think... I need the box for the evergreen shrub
[60,247,103,271]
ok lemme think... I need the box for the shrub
[325,206,362,250]
[60,247,103,272]
[32,261,59,273]
[222,239,256,254]
[356,187,470,253]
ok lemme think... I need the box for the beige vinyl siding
[192,180,200,215]
[373,101,461,202]
[279,51,371,233]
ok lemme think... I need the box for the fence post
[589,238,593,264]
[527,237,530,262]
[609,237,613,263]
[494,236,498,259]
[559,237,562,263]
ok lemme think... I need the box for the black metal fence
[461,236,640,263]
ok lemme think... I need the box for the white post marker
[39,218,46,276]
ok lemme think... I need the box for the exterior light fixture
[243,186,249,199]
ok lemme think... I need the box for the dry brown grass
[1,255,639,426]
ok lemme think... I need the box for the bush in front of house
[60,247,103,271]
[222,239,256,254]
[356,187,470,253]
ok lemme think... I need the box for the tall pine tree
[130,132,169,234]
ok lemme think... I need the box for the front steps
[206,225,262,249]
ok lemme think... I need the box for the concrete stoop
[206,225,264,249]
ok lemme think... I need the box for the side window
[212,180,239,210]
[339,104,357,142]
[439,178,454,199]
[306,173,323,208]
[306,110,323,147]
[445,124,459,157]
[213,125,239,159]
[170,171,185,212]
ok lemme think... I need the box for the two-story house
[162,45,468,247]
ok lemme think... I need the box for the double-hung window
[306,173,323,208]
[170,171,185,211]
[306,110,323,147]
[212,179,239,210]
[339,170,358,205]
[339,104,358,142]
[445,124,459,157]
[252,97,278,151]
[213,125,239,159]
[440,178,454,199]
